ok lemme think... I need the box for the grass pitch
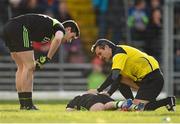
[0,100,180,123]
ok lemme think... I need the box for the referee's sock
[144,98,169,111]
[118,83,134,99]
[18,92,38,110]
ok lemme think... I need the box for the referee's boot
[166,96,176,111]
[20,105,39,110]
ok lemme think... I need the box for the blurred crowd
[1,0,180,88]
[92,0,163,62]
[0,0,86,63]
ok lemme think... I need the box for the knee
[24,62,35,71]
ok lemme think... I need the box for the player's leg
[104,101,119,110]
[11,53,23,92]
[11,52,25,108]
[19,51,35,91]
[89,103,105,111]
[14,51,37,110]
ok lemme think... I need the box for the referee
[2,14,80,110]
[90,39,175,111]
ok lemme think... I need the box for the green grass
[0,100,180,123]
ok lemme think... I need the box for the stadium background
[0,0,180,100]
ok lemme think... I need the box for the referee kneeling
[89,39,175,111]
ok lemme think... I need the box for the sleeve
[107,69,121,96]
[53,24,65,35]
[112,53,128,71]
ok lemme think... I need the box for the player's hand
[35,55,50,70]
[87,89,98,94]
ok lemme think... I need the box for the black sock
[18,92,33,107]
[144,98,169,111]
[118,83,134,99]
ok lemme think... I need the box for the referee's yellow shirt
[112,45,159,82]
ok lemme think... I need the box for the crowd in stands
[0,0,85,63]
[92,0,163,62]
[0,0,180,72]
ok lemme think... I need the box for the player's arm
[66,96,81,111]
[47,31,64,59]
[35,31,64,69]
[35,23,65,70]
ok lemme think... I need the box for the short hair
[62,20,80,37]
[91,39,116,53]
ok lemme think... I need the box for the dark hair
[62,20,80,37]
[91,39,116,53]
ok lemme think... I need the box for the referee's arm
[107,69,121,96]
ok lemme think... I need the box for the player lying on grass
[89,38,176,111]
[66,93,114,111]
[66,93,176,111]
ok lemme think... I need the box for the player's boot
[20,105,39,110]
[166,96,176,111]
[121,99,133,111]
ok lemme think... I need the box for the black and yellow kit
[111,45,164,101]
[3,14,65,52]
[112,45,160,81]
[66,94,114,110]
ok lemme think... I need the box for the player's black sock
[144,98,169,111]
[118,83,134,99]
[18,92,33,108]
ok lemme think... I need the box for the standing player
[90,38,176,111]
[2,14,80,110]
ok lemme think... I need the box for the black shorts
[135,69,164,101]
[3,20,32,52]
[85,94,114,110]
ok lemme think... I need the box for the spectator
[174,3,180,71]
[65,39,85,63]
[146,8,162,63]
[54,0,72,22]
[92,0,125,45]
[107,0,126,44]
[128,0,149,50]
[10,0,47,17]
[91,0,109,40]
[0,0,9,25]
[0,0,9,56]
